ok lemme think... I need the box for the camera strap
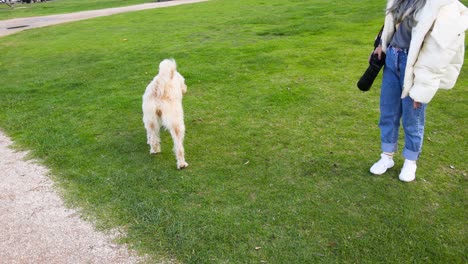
[373,25,384,48]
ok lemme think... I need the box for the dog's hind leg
[169,123,188,169]
[145,119,161,154]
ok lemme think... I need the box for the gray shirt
[390,0,415,49]
[390,17,413,49]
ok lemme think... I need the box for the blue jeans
[379,46,426,161]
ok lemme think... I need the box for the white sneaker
[399,159,417,182]
[370,153,394,175]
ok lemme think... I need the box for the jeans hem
[403,148,419,161]
[382,142,398,153]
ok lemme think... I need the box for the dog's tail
[158,59,177,84]
[155,59,177,97]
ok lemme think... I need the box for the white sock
[383,152,394,159]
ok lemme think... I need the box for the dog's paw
[150,145,161,154]
[177,162,189,170]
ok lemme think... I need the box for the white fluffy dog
[142,59,188,169]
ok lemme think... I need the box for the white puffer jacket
[381,0,468,104]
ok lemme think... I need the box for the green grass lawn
[0,0,466,263]
[0,0,152,20]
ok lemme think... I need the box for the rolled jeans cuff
[403,148,420,161]
[382,142,398,153]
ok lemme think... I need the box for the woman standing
[370,0,468,182]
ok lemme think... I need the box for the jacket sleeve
[409,2,468,104]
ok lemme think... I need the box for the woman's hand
[373,45,383,60]
[410,97,423,109]
[413,101,422,109]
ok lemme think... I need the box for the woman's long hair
[387,0,427,26]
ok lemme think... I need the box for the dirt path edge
[0,130,154,263]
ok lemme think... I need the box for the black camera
[357,25,386,91]
[357,52,386,91]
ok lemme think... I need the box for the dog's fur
[142,59,188,169]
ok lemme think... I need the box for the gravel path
[0,0,207,262]
[0,131,148,263]
[0,0,208,37]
